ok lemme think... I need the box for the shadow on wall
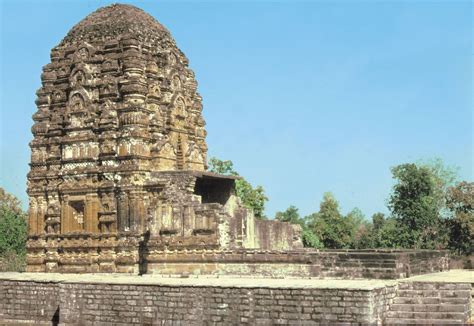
[52,307,59,326]
[194,175,234,205]
[139,230,151,275]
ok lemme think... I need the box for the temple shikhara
[26,4,302,274]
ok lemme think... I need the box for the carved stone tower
[27,4,301,274]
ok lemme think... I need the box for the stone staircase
[384,281,472,325]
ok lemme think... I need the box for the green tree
[0,187,24,216]
[275,205,301,224]
[418,158,458,217]
[207,157,238,176]
[351,222,374,249]
[235,181,267,219]
[445,181,474,255]
[359,212,386,249]
[308,192,353,249]
[345,208,372,249]
[0,187,27,271]
[346,207,365,239]
[388,163,443,249]
[372,212,386,231]
[208,157,268,219]
[301,228,323,248]
[376,217,403,248]
[0,206,27,255]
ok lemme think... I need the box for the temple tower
[28,4,207,238]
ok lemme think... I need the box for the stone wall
[144,249,449,279]
[406,250,453,276]
[0,280,60,325]
[253,219,303,250]
[26,246,449,278]
[2,273,471,325]
[0,279,397,325]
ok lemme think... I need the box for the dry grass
[0,251,26,272]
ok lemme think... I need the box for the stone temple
[26,3,448,280]
[26,3,303,274]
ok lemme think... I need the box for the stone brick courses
[0,277,407,325]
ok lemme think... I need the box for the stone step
[384,317,465,325]
[389,303,468,313]
[398,282,471,291]
[386,310,466,320]
[393,296,470,305]
[396,289,471,298]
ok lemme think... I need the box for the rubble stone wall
[0,279,396,325]
[0,280,60,325]
[2,277,471,325]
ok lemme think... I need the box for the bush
[445,181,474,255]
[0,206,27,255]
[0,187,27,272]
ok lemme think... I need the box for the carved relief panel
[45,199,61,235]
[193,208,217,235]
[98,192,117,233]
[28,196,46,236]
[154,204,182,236]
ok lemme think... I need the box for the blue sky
[0,0,472,219]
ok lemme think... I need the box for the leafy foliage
[445,181,474,255]
[350,212,404,249]
[372,212,386,231]
[235,180,268,219]
[272,159,470,254]
[208,157,268,219]
[301,228,323,248]
[207,157,238,176]
[275,196,371,250]
[375,217,403,248]
[351,222,374,249]
[419,158,458,217]
[0,187,27,271]
[307,193,356,249]
[388,163,444,249]
[0,187,24,216]
[0,206,27,255]
[275,205,301,224]
[345,207,367,248]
